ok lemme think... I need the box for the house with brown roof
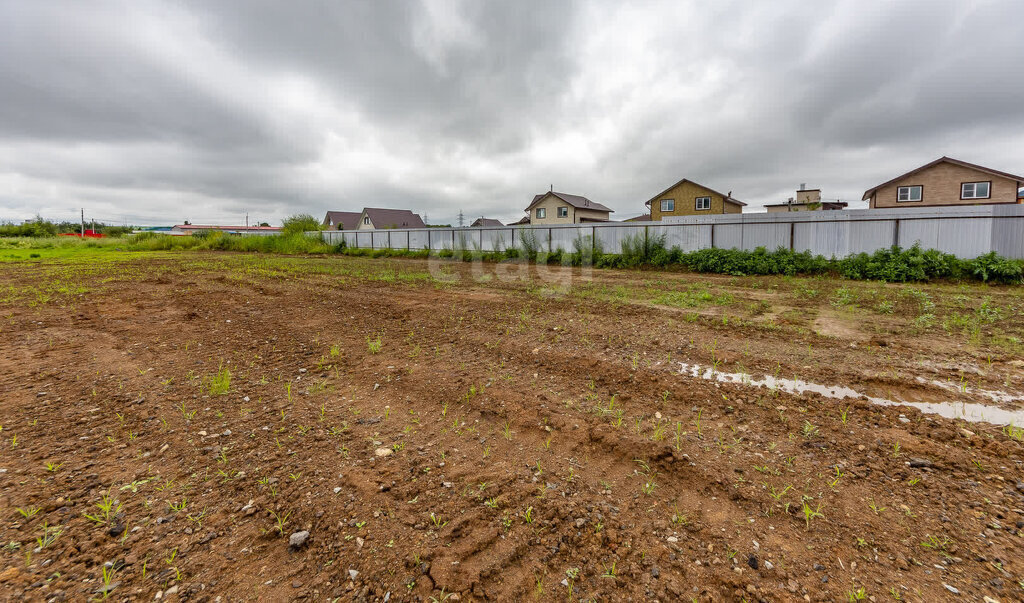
[355,208,426,230]
[863,157,1024,209]
[644,178,746,220]
[523,191,612,225]
[323,211,361,230]
[470,217,504,227]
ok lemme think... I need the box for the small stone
[0,567,21,582]
[374,448,393,458]
[289,530,310,549]
[165,586,179,596]
[575,518,586,528]
[943,583,960,595]
[764,561,774,570]
[651,567,660,578]
[909,458,933,468]
[333,487,342,494]
[298,368,307,373]
[959,428,975,438]
[666,536,678,543]
[292,580,302,588]
[747,554,758,570]
[348,569,359,580]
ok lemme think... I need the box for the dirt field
[1,251,1023,602]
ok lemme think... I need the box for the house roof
[324,211,361,230]
[862,156,1024,200]
[508,216,530,225]
[361,208,426,229]
[470,218,504,227]
[525,191,613,213]
[644,178,747,208]
[623,213,652,222]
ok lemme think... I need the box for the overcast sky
[2,0,1023,226]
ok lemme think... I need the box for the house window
[536,208,546,219]
[557,206,568,218]
[897,186,923,202]
[961,182,990,199]
[695,197,711,210]
[363,216,370,224]
[660,199,674,212]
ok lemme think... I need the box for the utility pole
[81,208,85,237]
[246,212,249,232]
[457,209,464,228]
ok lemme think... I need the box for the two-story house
[644,178,746,221]
[863,157,1024,209]
[523,191,613,225]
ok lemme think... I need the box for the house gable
[864,157,1024,209]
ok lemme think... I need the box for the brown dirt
[1,252,1023,602]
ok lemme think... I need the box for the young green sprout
[802,502,824,531]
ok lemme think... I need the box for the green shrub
[281,214,323,236]
[967,252,1024,284]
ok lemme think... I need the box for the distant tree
[259,222,270,227]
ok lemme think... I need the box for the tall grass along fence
[320,205,1024,260]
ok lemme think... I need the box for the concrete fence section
[314,205,1024,259]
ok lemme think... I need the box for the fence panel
[740,222,791,251]
[899,218,992,259]
[480,228,513,252]
[315,205,1024,259]
[550,227,578,253]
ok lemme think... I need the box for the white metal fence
[315,205,1024,259]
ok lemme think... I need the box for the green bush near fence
[333,234,1022,284]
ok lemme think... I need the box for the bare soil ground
[1,252,1023,602]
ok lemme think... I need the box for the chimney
[550,184,553,192]
[799,183,807,191]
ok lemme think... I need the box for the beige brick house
[863,157,1024,209]
[644,178,746,220]
[524,191,612,225]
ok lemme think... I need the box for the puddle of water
[678,362,1024,427]
[914,376,1021,405]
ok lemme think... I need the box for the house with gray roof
[356,208,425,230]
[323,211,361,230]
[523,191,612,225]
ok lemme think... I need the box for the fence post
[710,223,716,249]
[893,219,900,248]
[592,225,596,259]
[427,229,432,251]
[548,228,553,253]
[388,231,391,249]
[789,222,795,251]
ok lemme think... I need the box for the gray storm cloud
[1,0,1022,225]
